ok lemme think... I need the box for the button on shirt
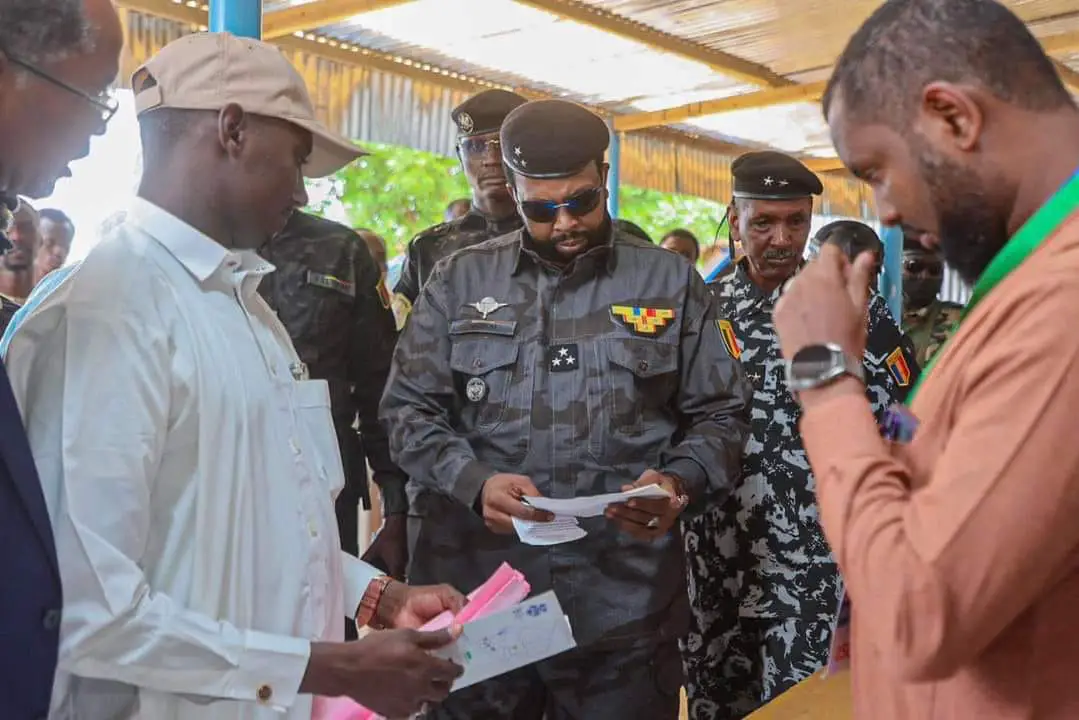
[3,199,380,719]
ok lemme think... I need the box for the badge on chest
[547,344,579,372]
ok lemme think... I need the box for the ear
[918,82,983,153]
[217,103,248,161]
[598,161,610,187]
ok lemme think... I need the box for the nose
[876,194,900,228]
[293,171,308,209]
[772,225,793,248]
[552,207,580,234]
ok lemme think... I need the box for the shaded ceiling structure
[113,0,1079,216]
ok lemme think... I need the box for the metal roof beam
[613,81,826,132]
[513,0,792,88]
[263,0,415,40]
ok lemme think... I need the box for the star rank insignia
[548,344,579,372]
[610,305,676,336]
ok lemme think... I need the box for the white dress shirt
[4,198,381,719]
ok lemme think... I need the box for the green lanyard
[906,171,1079,405]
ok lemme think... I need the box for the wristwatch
[784,343,865,392]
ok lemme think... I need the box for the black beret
[452,89,527,137]
[731,150,823,200]
[500,99,610,178]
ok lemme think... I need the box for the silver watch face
[789,344,843,384]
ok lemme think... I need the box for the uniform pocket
[449,337,522,432]
[588,339,680,461]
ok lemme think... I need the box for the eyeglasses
[903,257,943,276]
[518,187,604,224]
[7,55,118,124]
[458,135,500,156]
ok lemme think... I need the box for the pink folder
[314,563,530,720]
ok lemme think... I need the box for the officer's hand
[302,629,463,718]
[605,470,689,541]
[480,473,553,535]
[362,514,409,580]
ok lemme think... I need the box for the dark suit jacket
[0,359,61,718]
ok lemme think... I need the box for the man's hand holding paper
[480,473,555,534]
[605,470,689,541]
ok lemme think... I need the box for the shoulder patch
[610,305,676,336]
[376,271,392,309]
[886,346,912,387]
[716,319,741,359]
[306,270,355,297]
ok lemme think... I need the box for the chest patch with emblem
[610,305,676,336]
[548,344,579,372]
[465,377,488,402]
[886,347,912,387]
[306,270,355,296]
[717,319,741,359]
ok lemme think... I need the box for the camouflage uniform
[258,212,409,558]
[392,208,522,318]
[382,227,752,719]
[903,299,963,368]
[682,261,920,719]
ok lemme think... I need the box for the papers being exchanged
[513,484,671,546]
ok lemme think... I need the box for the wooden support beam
[263,0,415,40]
[115,0,499,93]
[613,81,827,132]
[513,0,792,88]
[1053,59,1079,93]
[803,157,847,174]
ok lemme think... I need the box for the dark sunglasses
[518,187,604,224]
[903,257,942,276]
[458,136,500,156]
[7,55,118,124]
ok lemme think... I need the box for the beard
[903,277,943,309]
[916,143,1011,286]
[529,217,610,264]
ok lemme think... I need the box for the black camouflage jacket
[694,261,919,620]
[381,225,753,648]
[393,208,522,311]
[259,212,408,515]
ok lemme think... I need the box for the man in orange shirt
[774,0,1079,718]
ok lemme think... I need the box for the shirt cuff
[661,458,707,506]
[453,459,498,510]
[378,479,410,516]
[223,630,311,711]
[342,552,384,621]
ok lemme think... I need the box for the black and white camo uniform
[681,261,919,720]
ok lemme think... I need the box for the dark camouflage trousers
[422,641,682,720]
[681,608,837,719]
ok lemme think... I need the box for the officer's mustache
[763,248,796,262]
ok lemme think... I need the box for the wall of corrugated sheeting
[118,9,876,219]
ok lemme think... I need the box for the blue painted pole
[606,119,620,218]
[880,225,904,321]
[208,0,262,38]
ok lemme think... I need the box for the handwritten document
[521,483,670,518]
[431,590,576,691]
[512,514,587,546]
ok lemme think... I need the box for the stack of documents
[512,483,671,546]
[318,564,575,720]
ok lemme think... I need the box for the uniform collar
[511,219,618,276]
[733,257,804,304]
[461,207,521,236]
[127,197,274,292]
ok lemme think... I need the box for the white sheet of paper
[521,483,670,518]
[512,514,588,545]
[431,591,577,691]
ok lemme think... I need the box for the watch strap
[355,575,393,630]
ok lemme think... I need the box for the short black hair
[662,228,699,253]
[824,0,1073,127]
[39,207,74,235]
[0,0,88,63]
[815,220,882,258]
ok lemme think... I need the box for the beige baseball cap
[132,32,366,177]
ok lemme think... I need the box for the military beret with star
[451,89,528,138]
[731,150,823,200]
[500,99,611,178]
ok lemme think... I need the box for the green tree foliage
[309,143,728,260]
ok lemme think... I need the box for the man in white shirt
[4,32,465,720]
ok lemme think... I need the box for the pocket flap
[450,339,520,375]
[606,339,679,378]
